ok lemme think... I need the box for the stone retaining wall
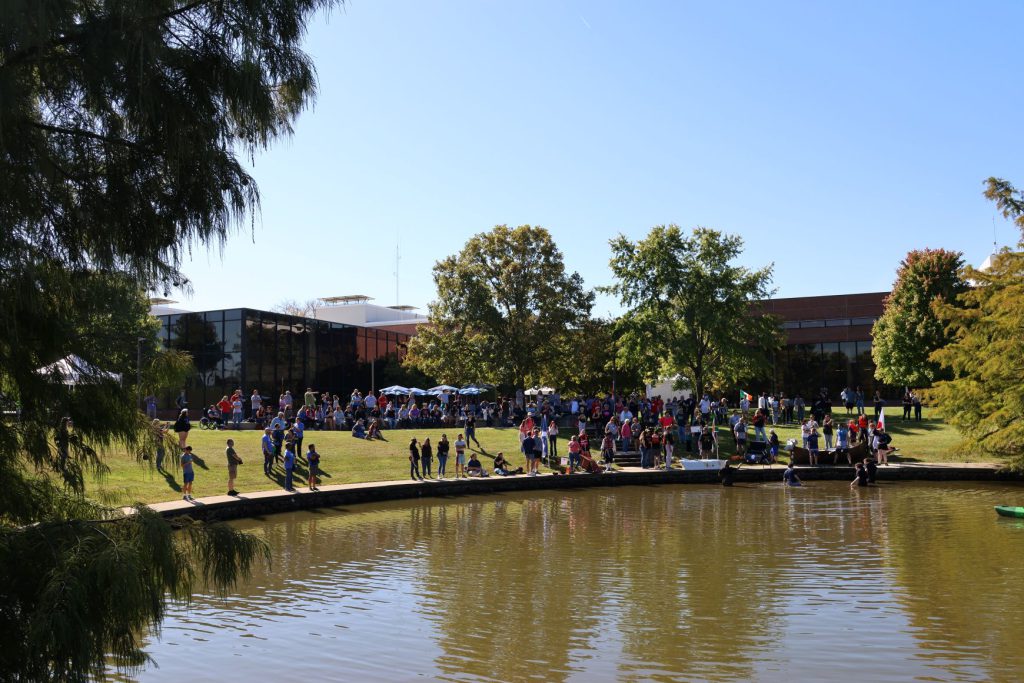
[151,464,1024,523]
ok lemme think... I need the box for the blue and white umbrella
[428,385,459,393]
[408,387,430,396]
[380,385,410,395]
[458,387,483,395]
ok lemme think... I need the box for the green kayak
[994,506,1024,518]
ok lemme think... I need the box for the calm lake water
[126,481,1024,682]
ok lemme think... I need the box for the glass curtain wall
[754,340,886,402]
[158,309,409,410]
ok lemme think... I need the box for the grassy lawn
[90,426,538,505]
[85,408,984,505]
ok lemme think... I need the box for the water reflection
[124,482,1024,682]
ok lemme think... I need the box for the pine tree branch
[29,122,146,151]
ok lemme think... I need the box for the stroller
[745,440,773,466]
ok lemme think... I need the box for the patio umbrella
[428,385,459,393]
[458,387,483,395]
[380,385,410,395]
[408,387,429,396]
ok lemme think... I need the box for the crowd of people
[163,383,906,498]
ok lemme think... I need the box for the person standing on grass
[283,443,296,492]
[567,435,581,472]
[807,428,820,466]
[180,445,196,501]
[231,394,244,429]
[465,414,480,448]
[173,408,190,449]
[532,428,544,470]
[408,438,423,481]
[225,439,242,496]
[454,433,468,478]
[261,428,275,476]
[306,443,320,491]
[823,414,834,450]
[437,434,450,479]
[601,431,616,470]
[836,421,852,465]
[913,392,922,421]
[663,428,675,469]
[421,438,433,479]
[547,419,559,458]
[144,394,158,420]
[293,418,304,458]
[250,389,262,420]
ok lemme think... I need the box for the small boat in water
[994,506,1024,518]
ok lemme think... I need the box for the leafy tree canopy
[604,225,782,395]
[0,1,335,677]
[405,225,594,389]
[930,178,1024,471]
[872,248,968,388]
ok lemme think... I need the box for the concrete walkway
[142,461,1018,522]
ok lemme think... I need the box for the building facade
[156,308,410,409]
[752,291,889,399]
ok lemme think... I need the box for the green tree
[930,178,1024,470]
[405,225,595,389]
[604,225,782,395]
[871,249,968,388]
[0,1,335,677]
[541,317,645,397]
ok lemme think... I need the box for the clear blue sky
[178,0,1024,315]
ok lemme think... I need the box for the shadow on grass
[161,470,182,493]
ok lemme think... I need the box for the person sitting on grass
[351,419,366,439]
[366,418,382,440]
[466,454,488,477]
[493,452,523,476]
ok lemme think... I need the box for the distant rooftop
[319,295,374,305]
[149,297,179,306]
[388,305,418,311]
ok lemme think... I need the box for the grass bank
[85,408,984,505]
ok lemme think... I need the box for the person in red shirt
[857,414,869,444]
[217,396,232,419]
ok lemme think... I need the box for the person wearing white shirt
[365,393,377,410]
[250,390,262,418]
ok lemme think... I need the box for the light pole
[137,337,145,411]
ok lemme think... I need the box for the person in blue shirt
[807,428,820,466]
[306,443,320,491]
[782,462,802,487]
[261,428,275,475]
[292,421,304,459]
[180,445,196,500]
[283,445,296,492]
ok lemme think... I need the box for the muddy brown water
[123,481,1024,682]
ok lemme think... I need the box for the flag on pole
[739,390,753,403]
[877,407,885,431]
